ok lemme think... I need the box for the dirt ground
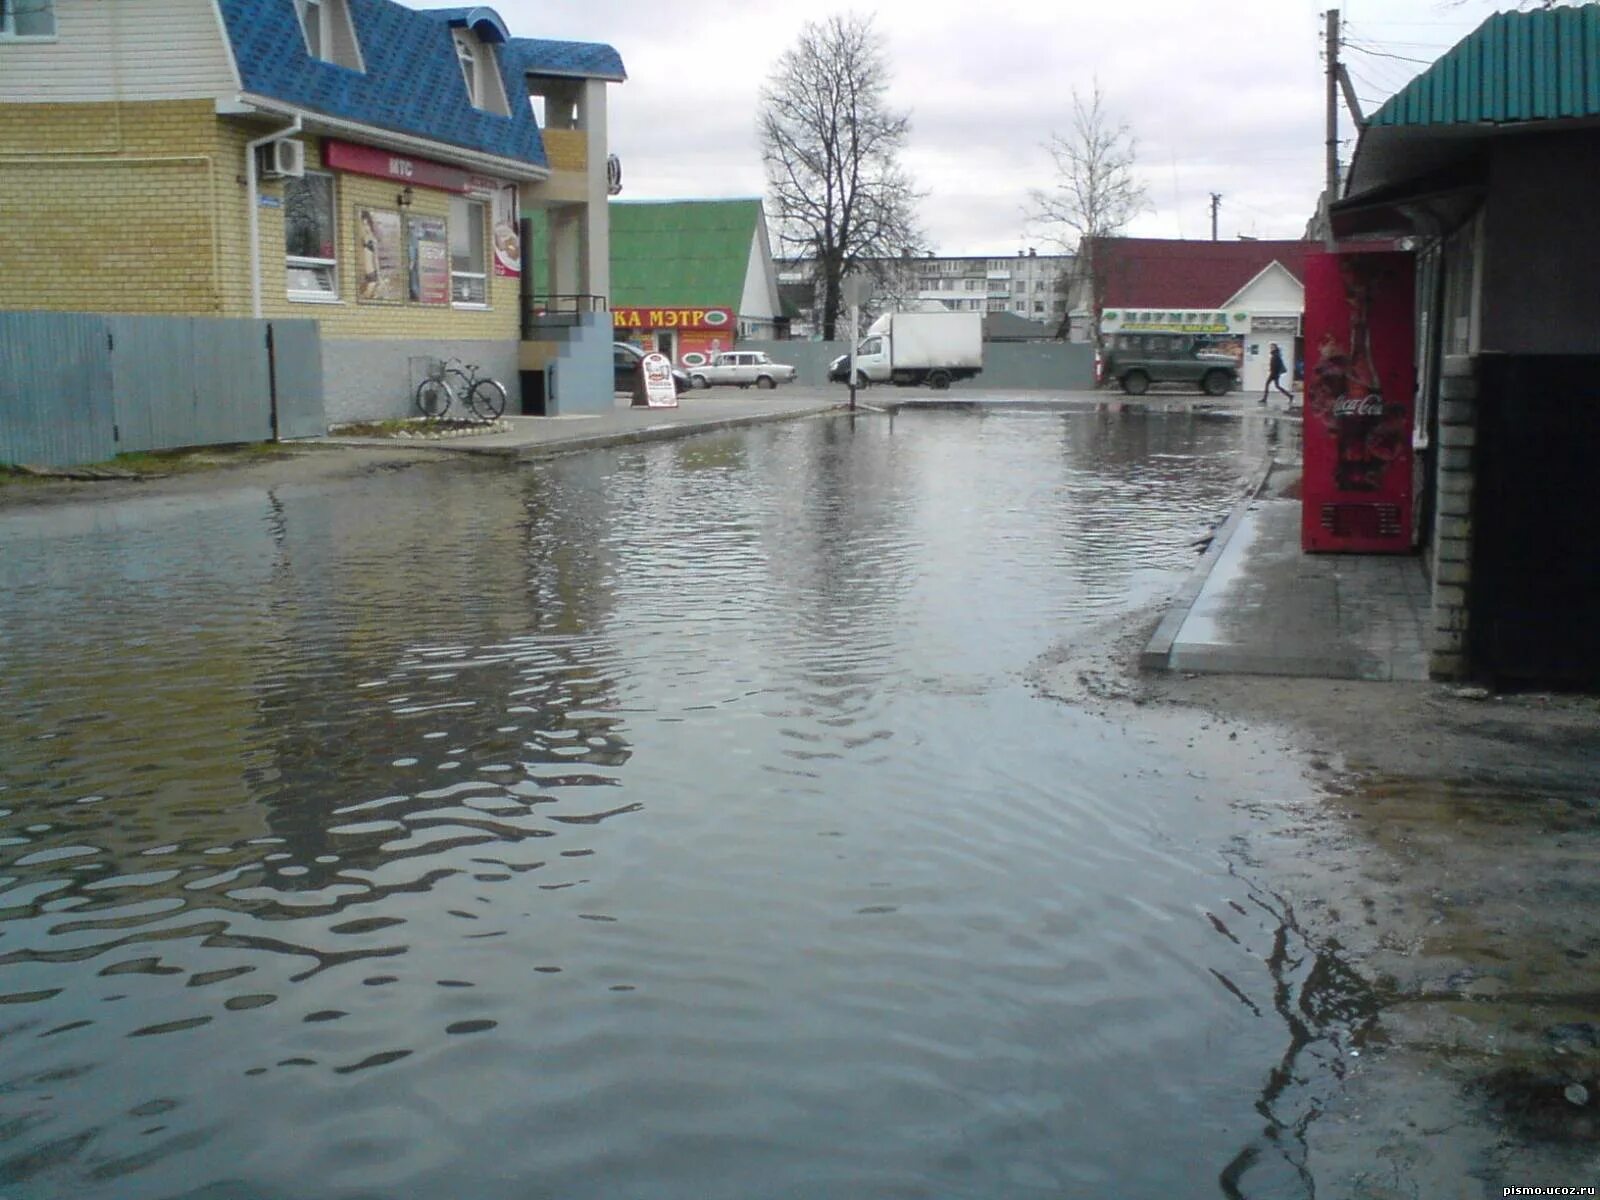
[1036,608,1600,1196]
[7,442,1598,1193]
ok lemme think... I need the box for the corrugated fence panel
[190,317,274,447]
[109,315,277,451]
[0,312,116,466]
[736,340,1099,392]
[268,319,327,439]
[109,314,198,454]
[4,311,326,463]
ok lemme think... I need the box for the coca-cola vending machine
[1301,248,1416,553]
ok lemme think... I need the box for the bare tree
[759,13,921,340]
[1029,82,1148,342]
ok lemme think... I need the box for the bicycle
[413,360,455,420]
[443,357,508,421]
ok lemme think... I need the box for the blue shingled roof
[505,38,627,82]
[419,7,510,42]
[216,0,625,169]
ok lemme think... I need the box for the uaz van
[1099,334,1239,396]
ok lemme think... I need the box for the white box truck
[829,312,984,389]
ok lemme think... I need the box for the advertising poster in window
[492,183,520,278]
[407,215,449,305]
[355,207,405,303]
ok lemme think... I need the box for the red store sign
[323,139,497,196]
[612,306,731,331]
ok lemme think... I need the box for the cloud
[463,0,1505,252]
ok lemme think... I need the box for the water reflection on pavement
[0,410,1365,1198]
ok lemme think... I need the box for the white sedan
[686,351,798,390]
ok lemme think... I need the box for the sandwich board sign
[642,352,678,408]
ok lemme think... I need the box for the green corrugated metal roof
[1369,4,1600,129]
[608,199,760,309]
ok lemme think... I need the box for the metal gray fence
[0,311,324,467]
[739,339,1097,392]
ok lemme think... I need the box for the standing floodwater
[0,411,1339,1198]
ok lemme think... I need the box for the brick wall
[542,130,587,173]
[0,100,522,346]
[0,100,224,314]
[1427,354,1478,680]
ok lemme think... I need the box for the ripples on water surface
[0,411,1335,1197]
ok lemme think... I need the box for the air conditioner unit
[258,138,306,180]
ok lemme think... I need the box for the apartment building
[778,248,1081,339]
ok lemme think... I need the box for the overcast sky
[438,0,1511,255]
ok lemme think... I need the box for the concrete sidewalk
[1143,464,1432,682]
[319,385,1284,462]
[322,387,849,460]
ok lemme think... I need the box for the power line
[1342,38,1436,67]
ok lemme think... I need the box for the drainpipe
[246,113,303,319]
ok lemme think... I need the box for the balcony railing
[522,293,607,339]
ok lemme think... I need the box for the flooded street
[1,410,1369,1198]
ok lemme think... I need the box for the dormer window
[0,0,56,38]
[294,0,363,71]
[452,30,509,116]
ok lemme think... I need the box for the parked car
[686,350,797,390]
[613,342,689,395]
[1099,333,1239,396]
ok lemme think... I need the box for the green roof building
[1330,3,1600,686]
[607,199,783,368]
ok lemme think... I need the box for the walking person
[1261,342,1292,404]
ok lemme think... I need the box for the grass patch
[110,443,299,475]
[330,418,495,438]
[329,418,418,438]
[1,442,299,484]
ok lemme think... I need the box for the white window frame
[453,31,478,106]
[453,30,509,116]
[293,0,363,69]
[284,170,340,303]
[1,0,56,39]
[450,195,489,308]
[296,0,324,58]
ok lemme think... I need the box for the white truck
[829,311,984,389]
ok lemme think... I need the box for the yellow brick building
[0,0,624,420]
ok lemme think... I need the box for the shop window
[450,195,487,306]
[284,171,338,301]
[1,0,55,37]
[294,0,362,70]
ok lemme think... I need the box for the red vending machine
[1301,248,1416,552]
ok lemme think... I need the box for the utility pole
[1209,193,1222,242]
[1324,8,1340,250]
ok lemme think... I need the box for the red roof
[1092,237,1313,309]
